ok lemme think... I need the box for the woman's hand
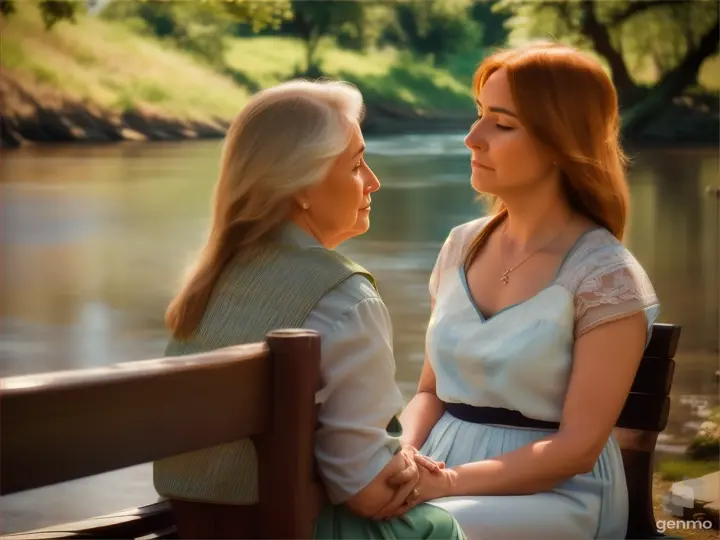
[386,446,421,490]
[386,445,444,488]
[372,449,449,520]
[410,445,446,472]
[377,467,456,519]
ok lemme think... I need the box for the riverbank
[1,5,718,149]
[4,70,718,149]
[0,70,474,148]
[0,6,477,149]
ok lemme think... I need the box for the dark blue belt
[444,402,561,430]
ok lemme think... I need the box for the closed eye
[476,114,514,131]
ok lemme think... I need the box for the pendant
[500,270,510,285]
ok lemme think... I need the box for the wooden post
[256,329,322,539]
[615,323,682,539]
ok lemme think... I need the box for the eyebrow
[476,100,518,118]
[353,145,366,159]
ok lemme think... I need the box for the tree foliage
[495,0,719,101]
[387,0,483,64]
[470,0,510,48]
[289,0,364,74]
[102,1,231,67]
[1,0,81,29]
[3,0,291,32]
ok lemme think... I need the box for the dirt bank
[2,72,717,149]
[0,72,474,149]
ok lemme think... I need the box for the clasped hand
[372,445,451,520]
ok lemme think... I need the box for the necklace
[499,221,568,285]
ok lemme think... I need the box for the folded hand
[387,445,444,490]
[373,446,446,520]
[378,466,455,520]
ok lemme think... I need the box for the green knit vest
[153,242,376,504]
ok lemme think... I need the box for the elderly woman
[153,80,465,540]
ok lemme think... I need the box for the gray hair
[166,79,365,337]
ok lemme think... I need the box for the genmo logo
[659,477,715,534]
[656,519,713,533]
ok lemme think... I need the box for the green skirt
[314,417,466,540]
[314,502,466,540]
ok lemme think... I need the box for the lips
[472,160,493,171]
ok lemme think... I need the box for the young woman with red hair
[392,42,660,539]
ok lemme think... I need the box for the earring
[302,201,310,210]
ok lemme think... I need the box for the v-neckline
[459,226,601,323]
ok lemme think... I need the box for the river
[1,134,718,533]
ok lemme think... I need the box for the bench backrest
[613,322,682,539]
[1,329,323,539]
[2,323,681,539]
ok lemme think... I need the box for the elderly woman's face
[301,122,380,247]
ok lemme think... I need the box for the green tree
[3,0,291,33]
[289,0,365,75]
[495,0,719,133]
[470,0,510,48]
[1,0,81,29]
[388,0,483,65]
[102,0,291,68]
[334,2,397,53]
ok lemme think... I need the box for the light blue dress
[420,217,660,540]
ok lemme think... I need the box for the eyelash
[353,160,363,171]
[476,114,513,131]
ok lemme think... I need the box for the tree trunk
[622,21,720,137]
[578,0,639,103]
[294,12,320,76]
[306,30,320,74]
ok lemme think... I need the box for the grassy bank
[0,6,249,123]
[0,6,475,147]
[224,38,473,112]
[1,4,718,147]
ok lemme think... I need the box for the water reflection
[0,135,718,532]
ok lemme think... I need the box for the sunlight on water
[366,132,471,156]
[0,134,718,533]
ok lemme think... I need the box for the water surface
[1,135,718,532]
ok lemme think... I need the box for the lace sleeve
[573,246,660,346]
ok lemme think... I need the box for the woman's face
[299,122,380,248]
[465,68,556,197]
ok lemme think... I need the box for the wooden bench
[614,322,682,539]
[1,329,325,539]
[1,323,681,539]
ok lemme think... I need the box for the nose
[364,165,380,193]
[464,119,487,152]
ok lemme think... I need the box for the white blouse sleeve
[304,277,404,504]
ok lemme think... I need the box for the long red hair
[468,42,630,254]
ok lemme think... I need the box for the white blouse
[282,224,404,504]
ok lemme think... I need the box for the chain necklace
[499,221,568,285]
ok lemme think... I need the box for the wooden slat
[257,329,324,539]
[3,502,175,539]
[616,393,670,432]
[1,344,271,495]
[630,356,675,396]
[644,323,681,359]
[164,330,325,539]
